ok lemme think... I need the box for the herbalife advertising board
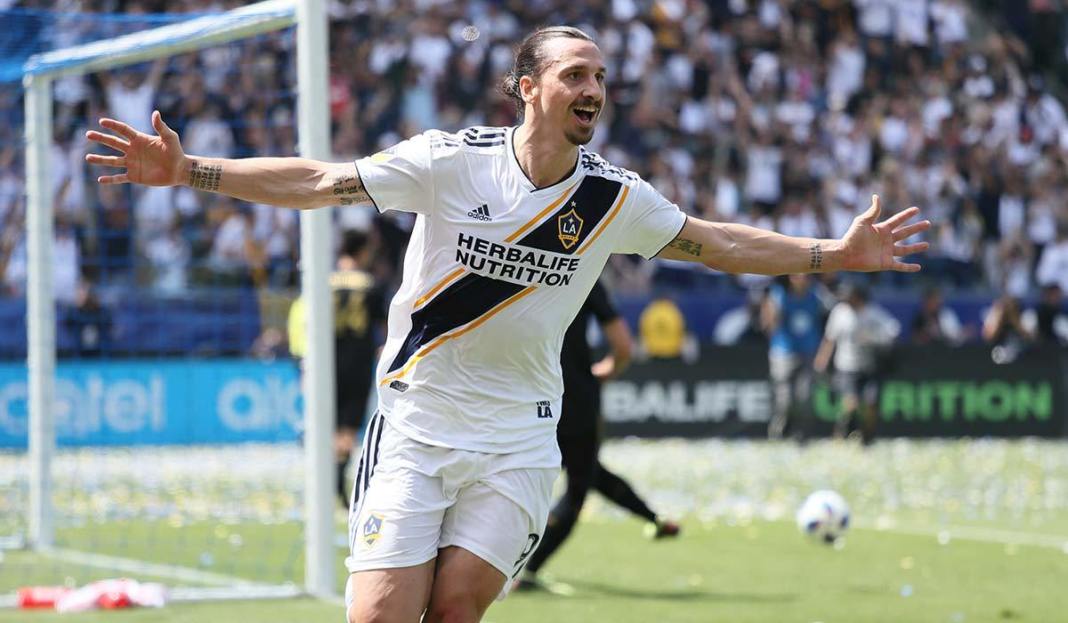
[602,345,1066,438]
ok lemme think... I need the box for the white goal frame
[20,0,337,600]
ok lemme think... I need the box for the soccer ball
[796,490,850,544]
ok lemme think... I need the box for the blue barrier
[0,287,262,358]
[0,359,301,448]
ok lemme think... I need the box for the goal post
[20,0,336,600]
[294,0,336,601]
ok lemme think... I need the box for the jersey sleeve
[354,132,434,215]
[824,304,845,341]
[614,179,688,259]
[586,281,620,326]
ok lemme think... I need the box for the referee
[289,230,386,506]
[517,281,679,590]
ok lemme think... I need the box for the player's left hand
[838,195,930,272]
[591,356,616,381]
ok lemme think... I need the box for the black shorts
[834,371,879,406]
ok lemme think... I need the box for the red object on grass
[16,586,71,609]
[98,588,133,609]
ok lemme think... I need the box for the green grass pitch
[3,439,1068,622]
[5,519,1067,622]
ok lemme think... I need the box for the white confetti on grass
[1,438,1066,537]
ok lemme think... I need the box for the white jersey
[355,126,686,455]
[824,302,901,373]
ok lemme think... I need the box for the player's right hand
[85,110,186,187]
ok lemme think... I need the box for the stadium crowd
[1,0,1067,331]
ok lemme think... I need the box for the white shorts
[345,412,558,599]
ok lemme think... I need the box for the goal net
[1,0,340,607]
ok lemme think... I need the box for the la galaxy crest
[362,513,384,547]
[557,202,584,250]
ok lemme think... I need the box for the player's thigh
[345,560,435,623]
[347,415,449,598]
[440,470,556,591]
[423,546,505,623]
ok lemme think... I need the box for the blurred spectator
[206,198,261,285]
[761,274,831,441]
[910,287,965,346]
[982,294,1033,364]
[931,0,969,49]
[96,183,133,282]
[62,279,112,358]
[638,297,687,359]
[1022,284,1068,346]
[1000,236,1034,298]
[814,283,900,445]
[183,99,235,159]
[714,288,768,346]
[3,0,1068,339]
[100,59,165,134]
[1,220,80,304]
[143,220,191,294]
[1036,225,1068,294]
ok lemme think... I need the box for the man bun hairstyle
[499,26,593,114]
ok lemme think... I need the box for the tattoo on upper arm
[189,160,221,192]
[668,237,703,257]
[331,174,369,206]
[809,243,823,270]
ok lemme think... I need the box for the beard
[564,124,595,146]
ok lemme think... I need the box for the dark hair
[340,229,369,259]
[499,26,594,114]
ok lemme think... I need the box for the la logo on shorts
[362,513,385,547]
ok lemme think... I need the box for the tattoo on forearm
[331,174,368,206]
[668,238,703,257]
[189,160,221,192]
[809,243,823,270]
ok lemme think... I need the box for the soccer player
[288,229,386,506]
[515,280,678,592]
[813,283,901,444]
[86,26,929,623]
[761,274,832,441]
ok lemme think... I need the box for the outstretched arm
[657,195,929,275]
[85,111,369,210]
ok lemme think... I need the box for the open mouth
[573,106,596,124]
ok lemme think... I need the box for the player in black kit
[290,230,387,506]
[515,281,679,591]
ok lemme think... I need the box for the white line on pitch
[856,523,1068,549]
[39,547,264,587]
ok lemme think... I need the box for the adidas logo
[467,203,492,221]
